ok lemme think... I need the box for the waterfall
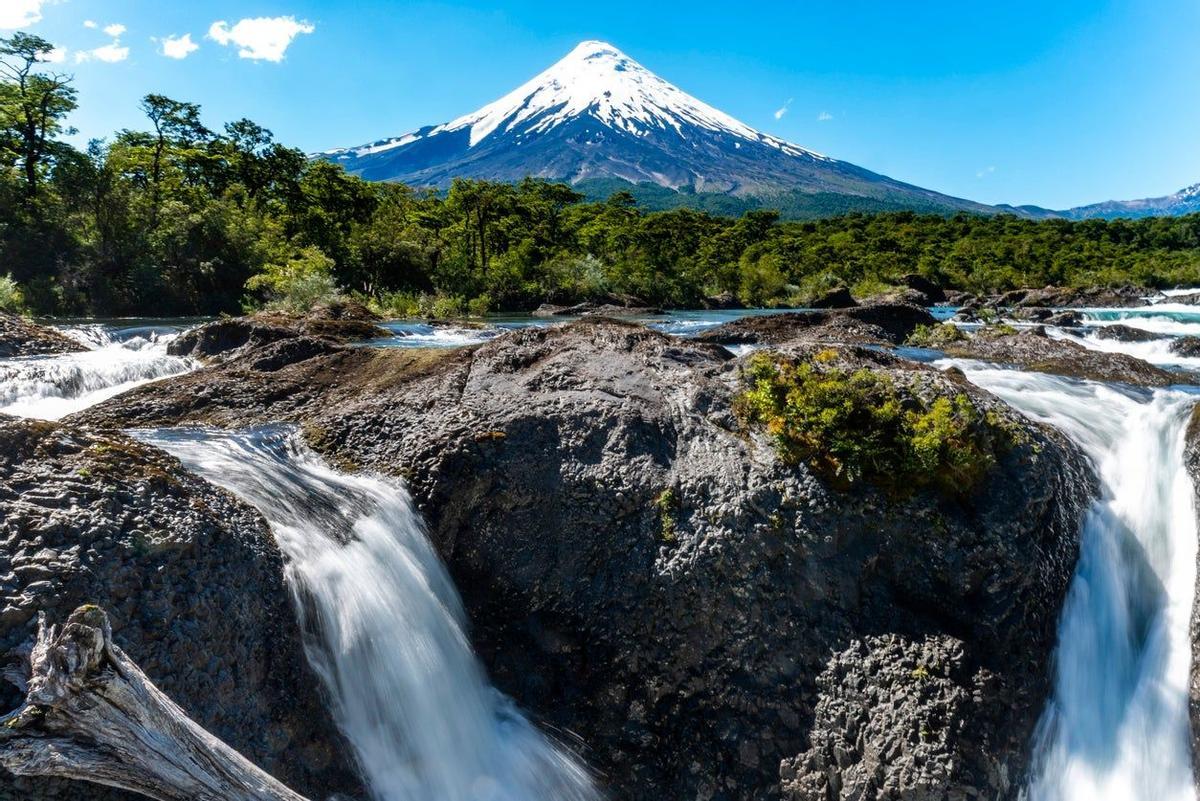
[136,425,599,801]
[0,324,191,419]
[948,362,1199,801]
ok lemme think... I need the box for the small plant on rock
[734,352,1015,496]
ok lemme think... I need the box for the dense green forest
[2,32,1199,318]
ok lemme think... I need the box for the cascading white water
[135,426,598,801]
[0,324,192,419]
[946,362,1199,801]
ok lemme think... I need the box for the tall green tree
[0,32,77,205]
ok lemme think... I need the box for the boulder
[1183,405,1200,782]
[1094,324,1165,343]
[169,309,388,361]
[701,291,743,310]
[532,302,662,318]
[73,319,1095,801]
[1173,337,1200,358]
[992,286,1151,310]
[807,286,858,309]
[697,303,937,347]
[0,314,87,358]
[899,273,947,304]
[943,327,1177,386]
[0,416,361,801]
[1045,310,1084,327]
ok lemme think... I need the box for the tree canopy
[1,31,1198,317]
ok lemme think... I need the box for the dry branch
[0,605,313,801]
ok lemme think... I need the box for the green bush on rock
[734,352,1016,496]
[905,323,965,348]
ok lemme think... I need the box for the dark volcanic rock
[1172,337,1200,358]
[697,303,937,347]
[702,291,743,310]
[899,273,947,304]
[0,313,87,358]
[807,286,858,309]
[870,287,935,308]
[1095,324,1166,343]
[167,317,297,359]
[169,304,388,360]
[993,285,1151,310]
[532,301,663,317]
[1045,310,1084,327]
[945,327,1177,386]
[73,319,1094,801]
[0,416,361,801]
[1185,405,1200,782]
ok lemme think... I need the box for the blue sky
[6,0,1198,209]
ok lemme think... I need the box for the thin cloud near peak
[774,98,794,120]
[817,111,834,122]
[208,16,315,63]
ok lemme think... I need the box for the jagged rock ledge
[72,316,1096,801]
[0,415,362,801]
[0,313,87,358]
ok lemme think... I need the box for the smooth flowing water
[948,363,1199,801]
[135,426,598,801]
[0,323,192,419]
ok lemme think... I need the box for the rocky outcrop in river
[73,317,1096,801]
[941,326,1179,386]
[0,314,87,358]
[0,416,361,801]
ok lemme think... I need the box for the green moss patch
[734,352,1017,496]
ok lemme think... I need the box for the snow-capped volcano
[323,40,993,214]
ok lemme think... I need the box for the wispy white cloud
[158,33,199,60]
[976,165,996,179]
[76,41,129,63]
[817,111,834,122]
[773,98,793,120]
[44,45,67,63]
[0,0,47,29]
[76,22,130,64]
[208,16,314,62]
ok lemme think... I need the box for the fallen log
[0,605,314,801]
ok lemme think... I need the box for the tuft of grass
[734,352,1017,496]
[655,489,678,543]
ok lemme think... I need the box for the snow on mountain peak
[337,40,824,160]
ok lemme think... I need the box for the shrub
[244,246,340,313]
[734,352,1014,495]
[0,274,26,314]
[906,323,966,348]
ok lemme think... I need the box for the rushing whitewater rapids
[0,323,191,419]
[949,363,1199,801]
[135,426,599,801]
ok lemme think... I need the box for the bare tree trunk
[0,605,314,801]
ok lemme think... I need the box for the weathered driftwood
[0,605,313,801]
